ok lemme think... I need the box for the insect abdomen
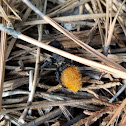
[61,66,82,92]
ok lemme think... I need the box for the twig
[22,109,62,126]
[6,47,37,62]
[84,107,114,126]
[19,33,126,79]
[29,70,33,91]
[2,90,29,97]
[0,2,7,110]
[3,96,28,105]
[47,0,91,17]
[28,99,95,110]
[5,7,32,60]
[77,4,83,31]
[17,13,120,26]
[81,82,121,91]
[1,24,126,79]
[1,98,97,114]
[104,0,110,54]
[4,114,21,126]
[0,107,27,115]
[2,0,21,21]
[92,98,118,107]
[3,77,29,92]
[109,84,126,103]
[101,0,126,36]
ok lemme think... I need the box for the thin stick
[28,99,93,110]
[47,0,90,17]
[1,24,126,79]
[0,2,7,110]
[18,33,126,79]
[0,26,6,110]
[22,109,62,126]
[18,13,120,26]
[109,84,126,103]
[2,90,29,97]
[104,0,126,55]
[5,7,32,60]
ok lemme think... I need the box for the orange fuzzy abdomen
[61,66,82,92]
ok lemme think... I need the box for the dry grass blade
[19,13,116,26]
[48,0,90,17]
[0,28,6,110]
[28,99,93,109]
[105,0,110,49]
[105,0,126,54]
[0,1,7,110]
[0,14,21,20]
[0,5,10,22]
[101,0,126,36]
[2,0,22,21]
[5,7,32,60]
[97,0,104,13]
[91,0,104,46]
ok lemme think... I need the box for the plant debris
[0,0,126,126]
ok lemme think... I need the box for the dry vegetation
[0,0,126,126]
